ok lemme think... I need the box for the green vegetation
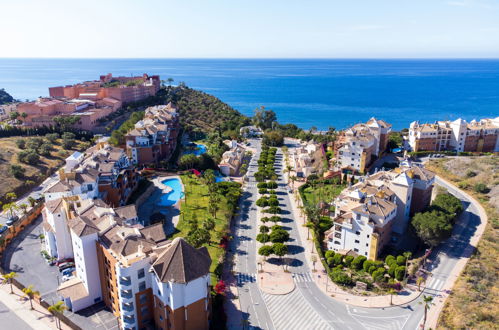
[411,192,463,247]
[174,174,241,277]
[0,88,14,104]
[109,111,144,146]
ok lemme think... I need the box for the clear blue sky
[1,0,498,58]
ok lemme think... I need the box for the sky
[1,0,499,58]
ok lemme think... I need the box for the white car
[62,274,73,282]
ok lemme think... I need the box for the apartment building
[219,142,245,176]
[335,118,392,174]
[45,139,139,207]
[51,197,211,330]
[125,104,180,165]
[49,73,160,104]
[289,142,323,177]
[409,117,499,153]
[325,163,434,259]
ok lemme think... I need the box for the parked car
[56,258,74,266]
[59,262,75,271]
[6,216,19,226]
[61,274,73,282]
[62,267,75,276]
[0,226,8,234]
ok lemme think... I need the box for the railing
[122,303,134,312]
[120,290,133,299]
[123,315,136,324]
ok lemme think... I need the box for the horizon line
[1,57,499,60]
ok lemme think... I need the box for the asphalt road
[0,300,33,330]
[230,138,483,330]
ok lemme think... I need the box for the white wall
[71,232,102,305]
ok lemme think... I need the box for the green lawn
[301,182,345,207]
[173,174,234,277]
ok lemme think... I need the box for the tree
[344,255,354,267]
[39,143,53,156]
[179,154,198,170]
[202,218,215,231]
[19,203,28,214]
[351,256,367,270]
[48,301,67,330]
[262,131,284,147]
[167,77,174,86]
[259,225,270,233]
[396,255,406,266]
[258,245,273,260]
[474,182,489,194]
[394,266,406,281]
[412,210,453,246]
[331,270,353,285]
[416,276,425,291]
[9,111,19,121]
[3,202,18,219]
[186,228,210,248]
[253,106,277,130]
[22,285,40,310]
[53,115,81,130]
[403,251,412,280]
[387,288,397,305]
[256,233,270,244]
[270,229,289,243]
[332,253,343,266]
[284,165,293,183]
[45,133,60,143]
[420,295,435,329]
[9,164,25,179]
[27,196,36,207]
[272,243,288,262]
[432,193,463,218]
[2,272,18,294]
[311,255,318,271]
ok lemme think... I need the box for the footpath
[0,281,71,330]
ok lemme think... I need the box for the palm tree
[285,165,293,183]
[416,276,425,291]
[388,288,397,305]
[3,202,19,219]
[3,272,18,294]
[19,203,28,215]
[22,285,39,310]
[167,77,174,86]
[419,295,435,329]
[305,221,315,240]
[311,255,318,272]
[290,175,297,189]
[48,301,67,329]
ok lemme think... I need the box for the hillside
[0,136,89,202]
[0,88,14,105]
[426,156,498,329]
[158,85,250,134]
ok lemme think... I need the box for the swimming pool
[183,143,207,156]
[158,178,184,207]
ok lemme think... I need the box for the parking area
[2,216,118,330]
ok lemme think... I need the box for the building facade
[409,117,499,153]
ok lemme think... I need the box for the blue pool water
[158,178,184,207]
[184,144,207,156]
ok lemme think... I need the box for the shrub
[368,265,377,274]
[256,233,270,243]
[268,197,279,207]
[15,139,26,149]
[272,243,288,258]
[395,266,406,281]
[267,181,278,189]
[9,164,25,179]
[352,256,367,270]
[388,263,397,277]
[39,143,52,156]
[474,183,489,194]
[374,260,384,268]
[396,255,406,266]
[260,217,270,223]
[372,269,385,283]
[259,225,269,233]
[385,255,395,266]
[325,250,335,259]
[344,255,354,267]
[269,216,281,223]
[264,206,282,214]
[465,170,477,178]
[332,253,343,266]
[258,188,268,194]
[45,133,59,143]
[271,225,282,231]
[327,257,334,266]
[363,259,374,272]
[331,271,353,285]
[18,150,40,165]
[256,197,269,208]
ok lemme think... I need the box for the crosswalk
[263,289,333,330]
[293,272,314,283]
[426,276,446,293]
[236,273,256,286]
[348,313,410,330]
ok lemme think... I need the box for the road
[229,138,484,330]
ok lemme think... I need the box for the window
[365,252,368,256]
[159,315,163,321]
[138,268,145,279]
[334,241,340,245]
[139,281,146,292]
[141,306,149,316]
[354,248,359,252]
[354,240,360,243]
[355,231,360,235]
[366,243,369,247]
[139,293,147,305]
[367,235,370,238]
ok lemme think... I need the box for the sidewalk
[0,282,71,330]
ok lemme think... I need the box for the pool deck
[137,175,184,235]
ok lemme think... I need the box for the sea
[1,58,498,130]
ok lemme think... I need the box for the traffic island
[257,263,295,295]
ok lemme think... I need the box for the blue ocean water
[1,58,498,130]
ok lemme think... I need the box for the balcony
[121,290,133,299]
[123,315,136,325]
[122,302,134,312]
[119,276,131,286]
